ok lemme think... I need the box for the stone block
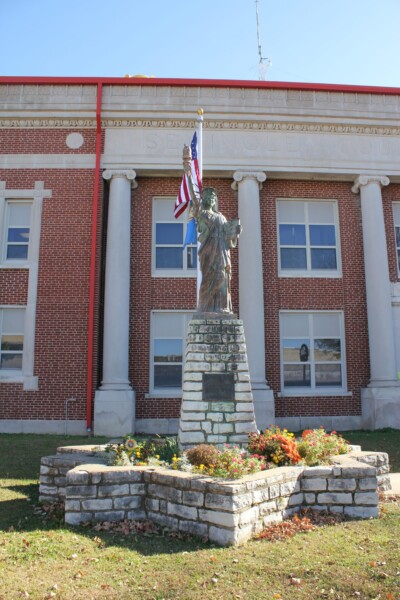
[145,498,159,512]
[185,362,211,372]
[317,492,353,504]
[113,496,143,510]
[258,500,277,515]
[65,512,92,525]
[236,403,254,412]
[168,502,198,520]
[268,484,280,499]
[66,485,98,498]
[183,381,203,391]
[207,413,224,422]
[210,363,226,372]
[180,421,202,431]
[234,392,253,401]
[329,505,344,514]
[208,526,236,546]
[328,478,356,492]
[178,431,205,445]
[94,511,125,522]
[181,401,208,412]
[234,421,257,434]
[213,423,233,434]
[304,493,316,504]
[67,471,90,485]
[302,466,333,478]
[64,500,81,511]
[182,391,203,401]
[182,490,205,506]
[301,478,327,492]
[237,372,250,382]
[186,352,205,361]
[354,492,379,505]
[81,499,113,511]
[40,466,58,475]
[179,520,208,538]
[344,506,379,518]
[288,493,304,507]
[102,470,143,483]
[263,512,284,526]
[129,484,145,495]
[182,412,206,421]
[229,434,251,444]
[201,422,212,433]
[239,506,259,525]
[147,511,179,530]
[98,484,129,497]
[184,372,203,381]
[39,476,54,485]
[280,480,301,495]
[252,488,270,504]
[225,413,253,422]
[205,492,253,511]
[186,344,211,353]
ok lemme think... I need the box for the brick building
[1,76,400,435]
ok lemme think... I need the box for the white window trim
[276,198,342,278]
[393,201,400,278]
[0,181,52,390]
[151,196,197,278]
[147,310,194,398]
[279,309,348,397]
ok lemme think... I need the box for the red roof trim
[0,76,400,95]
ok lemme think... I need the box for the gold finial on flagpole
[197,108,204,116]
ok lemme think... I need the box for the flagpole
[196,108,203,304]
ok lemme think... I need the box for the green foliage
[185,444,266,479]
[247,426,301,466]
[297,428,350,466]
[105,434,180,467]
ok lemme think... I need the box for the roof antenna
[255,0,272,80]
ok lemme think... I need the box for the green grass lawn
[0,432,399,600]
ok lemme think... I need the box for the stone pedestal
[178,318,258,451]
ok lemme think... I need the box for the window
[0,308,25,372]
[277,200,340,276]
[2,201,32,262]
[393,203,400,276]
[152,197,197,277]
[280,311,346,394]
[150,311,193,395]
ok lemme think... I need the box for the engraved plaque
[203,373,235,403]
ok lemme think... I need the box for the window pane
[283,364,311,387]
[187,246,197,269]
[277,200,305,223]
[398,249,400,271]
[308,202,335,224]
[315,364,342,387]
[311,248,337,269]
[156,223,183,245]
[281,248,307,269]
[396,226,400,247]
[314,339,341,361]
[153,312,185,338]
[7,228,30,243]
[1,335,24,351]
[309,225,336,246]
[154,364,182,388]
[279,224,306,245]
[0,353,22,370]
[281,313,309,338]
[283,339,310,363]
[7,245,29,260]
[313,313,340,337]
[154,339,182,363]
[156,247,183,269]
[2,309,25,333]
[8,203,31,226]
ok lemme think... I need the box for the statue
[183,144,242,315]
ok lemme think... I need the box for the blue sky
[1,0,400,87]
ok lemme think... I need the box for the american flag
[174,132,202,218]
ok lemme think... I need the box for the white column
[352,175,400,429]
[94,169,137,435]
[232,171,274,429]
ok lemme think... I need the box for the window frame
[279,310,348,396]
[276,199,342,278]
[149,310,194,397]
[0,306,25,379]
[393,202,400,278]
[1,199,32,266]
[152,196,197,278]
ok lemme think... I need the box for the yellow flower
[156,455,160,460]
[199,464,204,470]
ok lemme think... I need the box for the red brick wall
[0,167,103,422]
[0,129,97,154]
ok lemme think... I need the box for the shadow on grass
[0,482,210,556]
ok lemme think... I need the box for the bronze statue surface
[183,145,241,315]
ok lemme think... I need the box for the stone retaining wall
[39,446,390,546]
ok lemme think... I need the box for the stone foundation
[39,446,390,546]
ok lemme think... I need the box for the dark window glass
[0,353,22,370]
[315,364,342,387]
[281,248,307,269]
[156,223,183,245]
[396,226,400,246]
[154,364,182,388]
[156,247,183,269]
[283,364,311,387]
[7,228,30,243]
[311,248,337,269]
[187,246,197,269]
[6,245,29,260]
[1,335,24,352]
[154,339,182,363]
[309,224,336,246]
[279,224,306,245]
